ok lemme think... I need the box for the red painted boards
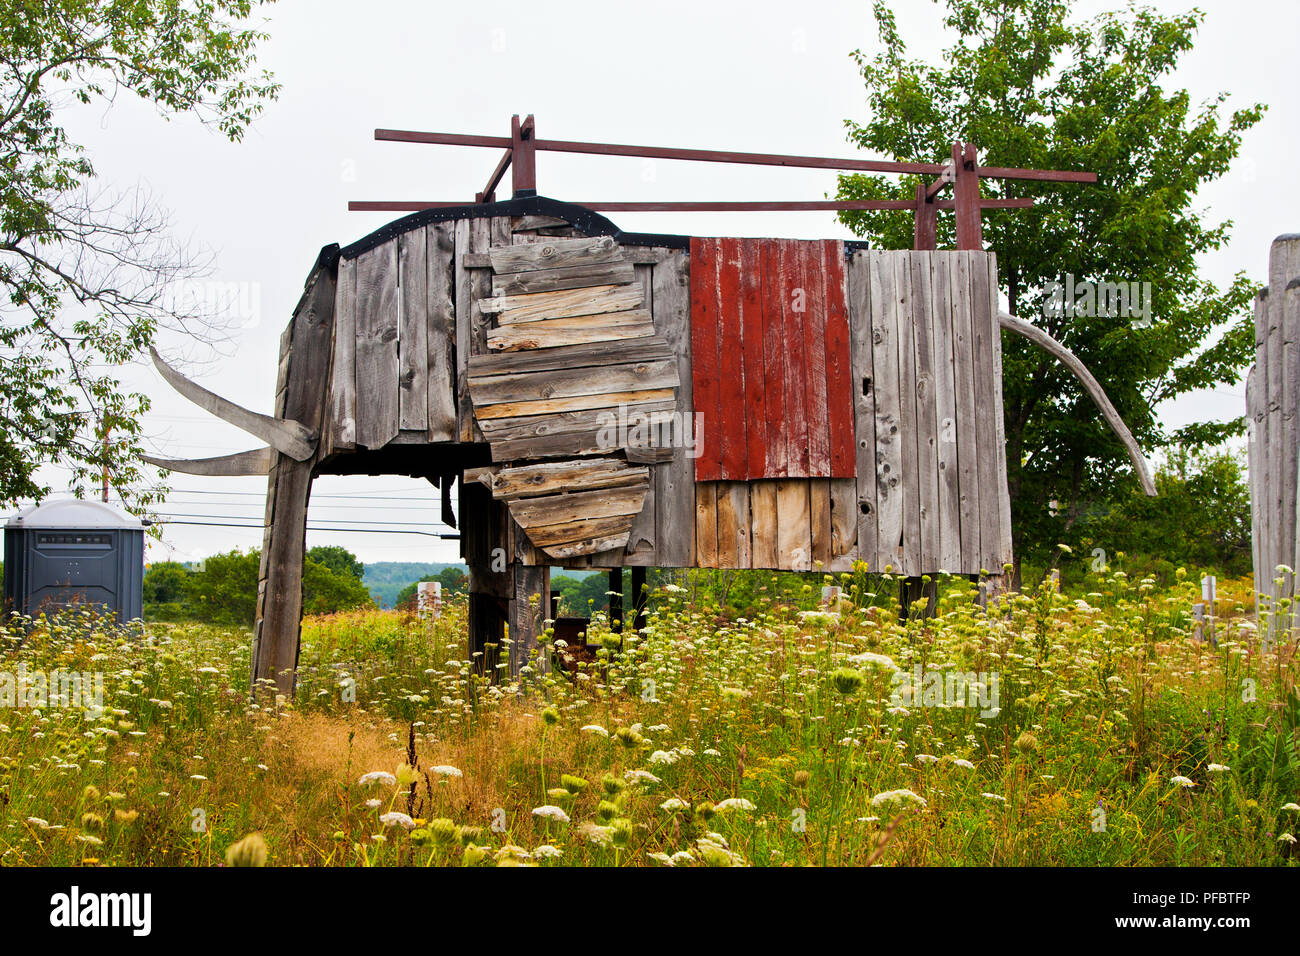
[689,237,855,481]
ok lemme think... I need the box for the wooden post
[631,565,647,630]
[609,566,624,633]
[953,142,983,251]
[511,114,536,196]
[509,564,549,674]
[1201,574,1217,647]
[461,478,512,676]
[252,252,337,697]
[913,181,937,251]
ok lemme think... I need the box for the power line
[156,519,459,538]
[153,511,453,528]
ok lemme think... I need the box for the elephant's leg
[252,457,312,696]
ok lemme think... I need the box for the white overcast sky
[23,0,1300,565]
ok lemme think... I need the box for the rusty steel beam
[373,126,1096,183]
[347,197,1035,213]
[477,147,513,203]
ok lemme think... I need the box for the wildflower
[1013,732,1038,753]
[831,667,864,695]
[981,793,1006,803]
[531,805,571,823]
[26,817,50,830]
[580,724,610,737]
[541,706,560,725]
[647,851,675,866]
[225,833,268,867]
[660,798,691,813]
[76,834,103,846]
[793,770,811,788]
[847,651,899,672]
[532,844,563,860]
[1281,803,1300,812]
[870,789,927,809]
[358,771,397,787]
[714,798,756,812]
[648,750,679,765]
[952,759,976,770]
[601,775,626,795]
[915,754,939,764]
[396,763,420,786]
[463,843,490,866]
[364,798,382,809]
[1170,775,1196,788]
[579,822,614,846]
[429,765,463,779]
[624,769,661,787]
[114,809,139,825]
[1279,833,1297,845]
[379,811,416,830]
[1206,764,1230,773]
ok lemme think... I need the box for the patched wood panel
[468,236,682,559]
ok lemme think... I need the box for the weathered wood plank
[810,478,832,567]
[509,483,649,527]
[911,252,940,574]
[486,316,656,351]
[489,235,622,274]
[740,239,768,477]
[950,252,981,575]
[482,283,645,322]
[969,251,1003,574]
[397,227,429,433]
[761,239,788,477]
[895,253,921,576]
[474,387,675,420]
[782,240,810,476]
[930,253,962,573]
[751,480,779,569]
[776,479,812,571]
[803,241,831,476]
[823,241,855,478]
[468,337,672,376]
[492,260,636,296]
[477,402,677,441]
[695,481,718,567]
[469,359,678,406]
[716,480,751,569]
[870,251,903,574]
[425,222,457,442]
[468,458,649,499]
[847,250,877,570]
[986,253,1014,569]
[830,478,857,561]
[329,257,357,451]
[653,250,695,568]
[717,237,749,479]
[690,238,722,482]
[354,242,400,450]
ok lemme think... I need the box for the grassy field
[2,566,1298,867]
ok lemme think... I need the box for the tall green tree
[307,545,364,582]
[836,0,1261,567]
[1,0,279,510]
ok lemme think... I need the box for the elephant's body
[147,196,1153,692]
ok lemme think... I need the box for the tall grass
[1,566,1296,866]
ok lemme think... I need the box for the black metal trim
[338,194,879,260]
[338,196,692,260]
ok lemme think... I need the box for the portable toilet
[3,499,144,622]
